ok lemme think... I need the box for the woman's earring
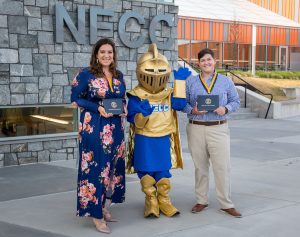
[96,59,99,63]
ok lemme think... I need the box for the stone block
[4,153,19,166]
[11,143,28,152]
[104,0,121,12]
[117,47,130,61]
[17,152,32,158]
[0,145,10,153]
[10,64,33,76]
[0,15,7,27]
[28,142,44,151]
[48,55,62,64]
[24,0,35,6]
[44,140,63,149]
[50,152,68,161]
[55,44,63,54]
[127,61,136,71]
[39,89,50,103]
[0,85,10,105]
[38,150,50,162]
[11,94,25,105]
[63,86,71,103]
[21,77,38,83]
[63,53,74,67]
[123,1,131,9]
[49,64,63,74]
[36,0,48,7]
[0,64,9,72]
[63,139,77,148]
[9,34,18,48]
[38,31,54,44]
[74,53,90,67]
[39,77,52,89]
[26,83,39,93]
[10,83,25,93]
[39,44,55,53]
[42,15,53,31]
[24,6,41,18]
[28,17,42,31]
[19,157,38,165]
[50,86,63,103]
[19,48,33,64]
[25,94,39,104]
[53,74,69,86]
[18,35,38,48]
[33,54,48,76]
[0,49,18,63]
[0,0,23,15]
[0,29,9,47]
[0,72,9,84]
[8,16,28,34]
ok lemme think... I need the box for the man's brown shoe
[191,204,208,213]
[220,208,242,218]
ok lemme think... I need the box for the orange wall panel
[194,20,210,41]
[212,22,224,41]
[178,18,182,39]
[290,29,298,45]
[184,19,191,40]
[269,0,279,13]
[282,0,295,20]
[269,28,287,45]
[228,24,252,44]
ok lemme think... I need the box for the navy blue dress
[71,68,126,219]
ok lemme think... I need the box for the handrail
[177,57,273,119]
[226,71,273,119]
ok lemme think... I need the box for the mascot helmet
[136,43,171,94]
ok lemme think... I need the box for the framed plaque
[197,95,219,111]
[103,98,124,115]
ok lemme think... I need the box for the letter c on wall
[118,12,145,48]
[150,15,174,50]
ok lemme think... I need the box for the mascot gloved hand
[173,67,191,81]
[172,67,191,99]
[139,99,154,117]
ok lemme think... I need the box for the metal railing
[226,71,273,119]
[178,57,273,119]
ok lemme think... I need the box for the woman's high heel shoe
[103,207,118,222]
[93,218,111,234]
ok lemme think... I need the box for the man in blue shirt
[183,48,242,218]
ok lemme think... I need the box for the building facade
[0,0,178,166]
[176,0,300,71]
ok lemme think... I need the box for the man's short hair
[198,48,214,60]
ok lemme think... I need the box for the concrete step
[229,111,258,120]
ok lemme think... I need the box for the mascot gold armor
[126,43,191,218]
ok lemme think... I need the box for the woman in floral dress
[71,38,126,234]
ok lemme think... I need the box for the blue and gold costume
[126,44,191,217]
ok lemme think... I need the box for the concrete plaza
[1,114,300,237]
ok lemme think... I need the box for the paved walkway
[1,115,300,237]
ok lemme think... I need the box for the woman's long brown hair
[89,38,119,78]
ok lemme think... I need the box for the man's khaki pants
[187,122,234,209]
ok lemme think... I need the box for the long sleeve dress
[71,67,126,219]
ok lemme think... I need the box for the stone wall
[0,137,78,166]
[0,0,178,166]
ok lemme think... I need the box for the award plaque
[103,98,123,115]
[197,95,219,111]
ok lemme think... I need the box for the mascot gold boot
[126,43,191,218]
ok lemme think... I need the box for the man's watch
[225,107,229,114]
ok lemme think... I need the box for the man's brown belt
[189,120,227,126]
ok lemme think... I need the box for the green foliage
[231,70,300,80]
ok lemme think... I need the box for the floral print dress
[71,68,126,219]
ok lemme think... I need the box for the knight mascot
[126,43,191,218]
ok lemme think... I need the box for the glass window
[0,105,78,139]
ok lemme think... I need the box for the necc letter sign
[55,4,175,50]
